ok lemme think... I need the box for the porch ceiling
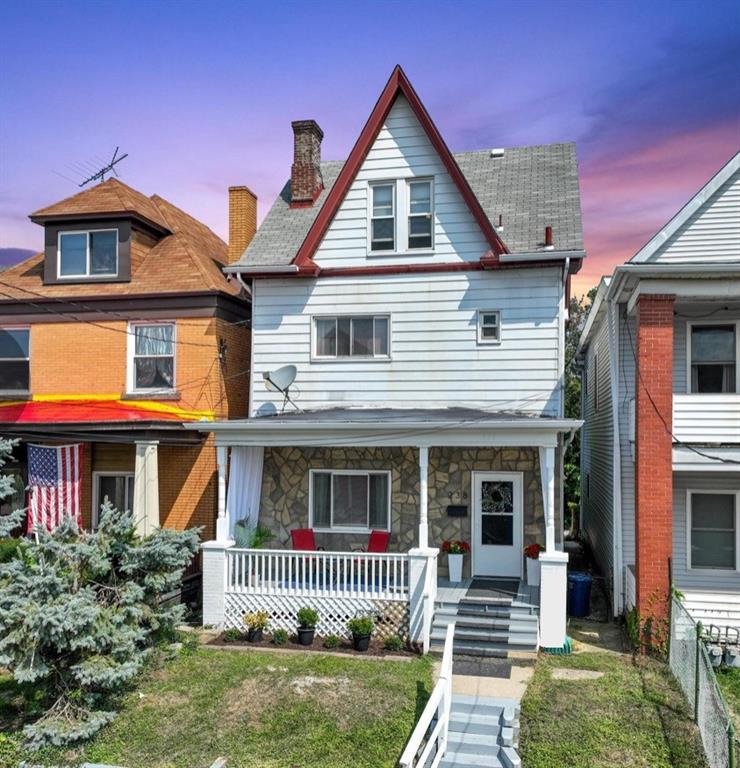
[185,407,582,448]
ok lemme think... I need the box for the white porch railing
[226,547,410,602]
[399,622,455,768]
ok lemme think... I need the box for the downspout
[236,272,253,299]
[607,298,624,617]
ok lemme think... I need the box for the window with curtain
[690,325,736,393]
[310,470,390,531]
[131,323,175,391]
[689,492,737,569]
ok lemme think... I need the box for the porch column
[539,445,556,552]
[418,446,429,549]
[134,440,159,537]
[215,445,230,543]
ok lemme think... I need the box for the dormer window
[58,229,118,278]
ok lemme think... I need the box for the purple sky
[1,0,738,294]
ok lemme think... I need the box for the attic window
[370,183,395,251]
[58,229,118,278]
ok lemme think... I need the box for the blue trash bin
[567,572,593,618]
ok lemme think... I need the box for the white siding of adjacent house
[250,268,563,416]
[313,95,490,268]
[580,315,614,583]
[647,168,740,264]
[618,310,637,573]
[673,472,740,600]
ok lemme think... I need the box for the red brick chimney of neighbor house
[291,120,324,206]
[634,293,675,626]
[228,186,257,264]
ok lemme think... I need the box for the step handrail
[399,621,455,768]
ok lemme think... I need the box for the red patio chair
[367,530,390,553]
[290,528,322,551]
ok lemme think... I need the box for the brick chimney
[228,186,257,264]
[291,120,324,206]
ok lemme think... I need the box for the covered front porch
[191,409,580,651]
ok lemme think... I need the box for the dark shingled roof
[250,406,555,423]
[234,142,583,269]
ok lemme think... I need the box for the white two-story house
[579,152,740,629]
[195,66,584,654]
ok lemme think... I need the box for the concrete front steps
[431,597,539,658]
[439,694,521,768]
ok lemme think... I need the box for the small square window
[477,310,501,344]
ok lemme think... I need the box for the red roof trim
[292,65,508,269]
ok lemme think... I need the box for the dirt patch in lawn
[209,632,418,658]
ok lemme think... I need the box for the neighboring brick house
[0,178,255,541]
[578,152,740,628]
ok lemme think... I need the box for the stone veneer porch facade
[258,445,561,578]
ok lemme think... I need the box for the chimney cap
[291,119,324,141]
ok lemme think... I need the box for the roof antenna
[78,146,129,187]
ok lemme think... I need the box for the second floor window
[314,315,390,359]
[477,310,501,344]
[0,328,30,392]
[58,229,118,278]
[370,183,395,251]
[408,180,433,249]
[690,324,736,393]
[130,323,175,392]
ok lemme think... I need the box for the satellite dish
[262,365,300,413]
[263,365,297,393]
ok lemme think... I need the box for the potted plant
[242,610,269,643]
[524,543,545,586]
[296,607,319,646]
[347,615,374,652]
[441,540,470,583]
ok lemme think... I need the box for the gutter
[499,249,584,264]
[224,264,300,275]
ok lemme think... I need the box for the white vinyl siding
[251,268,562,416]
[580,318,614,582]
[647,169,740,264]
[673,473,740,593]
[314,96,489,267]
[618,310,637,571]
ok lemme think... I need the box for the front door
[472,472,523,578]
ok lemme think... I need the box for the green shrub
[297,607,319,628]
[272,628,289,645]
[0,536,24,564]
[323,634,341,649]
[383,635,404,652]
[347,615,374,636]
[223,628,243,643]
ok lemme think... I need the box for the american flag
[27,444,83,532]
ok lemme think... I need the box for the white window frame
[476,310,501,345]
[92,471,135,528]
[126,321,177,394]
[368,181,396,253]
[366,178,435,256]
[57,228,118,279]
[686,320,740,394]
[308,468,392,533]
[0,325,31,394]
[311,314,391,361]
[686,488,740,571]
[406,178,434,251]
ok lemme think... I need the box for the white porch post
[408,547,438,652]
[418,445,429,549]
[134,440,159,537]
[216,445,230,543]
[201,539,233,627]
[538,443,569,649]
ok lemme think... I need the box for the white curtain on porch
[226,446,264,538]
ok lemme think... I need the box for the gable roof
[30,178,171,233]
[234,143,583,271]
[630,151,740,264]
[290,66,508,273]
[0,186,238,301]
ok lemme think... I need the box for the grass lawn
[717,666,740,725]
[0,646,433,768]
[519,650,708,768]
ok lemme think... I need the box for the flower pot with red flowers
[442,540,470,583]
[523,543,545,586]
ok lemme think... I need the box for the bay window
[314,315,390,359]
[129,323,175,392]
[689,491,738,570]
[310,470,391,532]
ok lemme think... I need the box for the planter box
[448,553,464,583]
[526,557,541,586]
